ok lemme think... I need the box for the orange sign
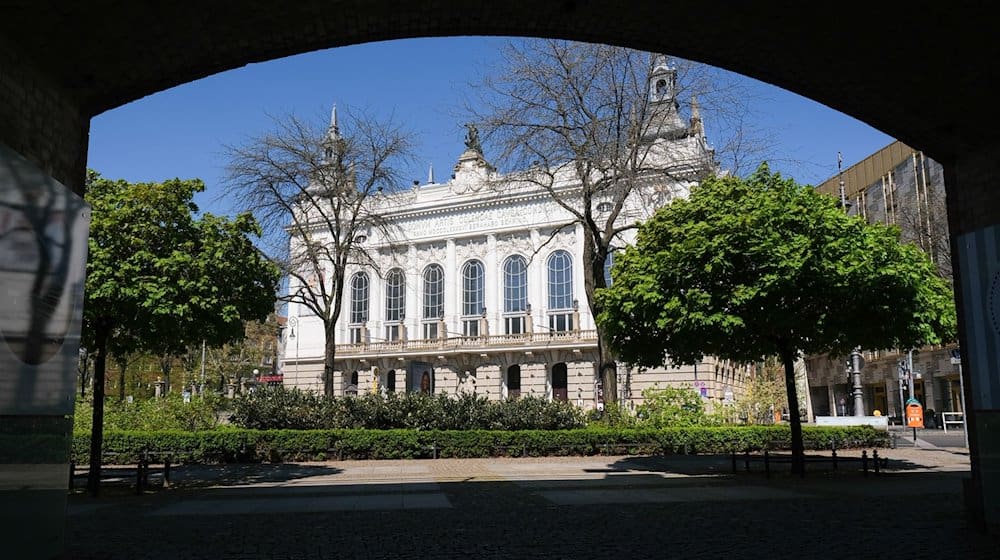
[906,400,924,428]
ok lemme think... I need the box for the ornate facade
[281,60,750,408]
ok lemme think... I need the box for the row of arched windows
[348,250,577,336]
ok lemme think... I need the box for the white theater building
[282,59,751,409]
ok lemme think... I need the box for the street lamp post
[849,348,865,416]
[287,316,299,382]
[838,152,866,416]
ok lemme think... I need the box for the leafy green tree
[597,164,956,474]
[732,358,789,425]
[82,171,279,495]
[636,385,709,427]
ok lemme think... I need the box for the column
[529,229,544,329]
[405,244,418,337]
[486,233,499,335]
[445,238,457,337]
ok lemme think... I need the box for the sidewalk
[64,448,993,560]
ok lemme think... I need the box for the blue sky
[87,36,893,217]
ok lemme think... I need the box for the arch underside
[1,1,993,166]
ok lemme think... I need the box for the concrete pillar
[946,144,1000,529]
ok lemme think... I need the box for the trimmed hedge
[73,425,889,464]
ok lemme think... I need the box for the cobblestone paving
[64,451,998,559]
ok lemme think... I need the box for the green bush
[72,425,889,464]
[635,385,713,427]
[73,393,228,433]
[229,387,587,431]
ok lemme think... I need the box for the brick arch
[0,2,993,193]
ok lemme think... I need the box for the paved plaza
[60,445,999,560]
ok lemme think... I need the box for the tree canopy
[596,163,956,472]
[82,170,279,494]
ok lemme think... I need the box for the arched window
[422,264,444,319]
[547,250,573,309]
[603,251,616,287]
[462,260,485,315]
[462,259,485,336]
[547,250,574,332]
[385,268,405,341]
[506,365,521,399]
[503,255,527,312]
[504,255,528,334]
[596,201,612,213]
[349,272,370,344]
[350,273,369,323]
[346,371,359,397]
[422,264,444,339]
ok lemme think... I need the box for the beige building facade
[805,141,961,424]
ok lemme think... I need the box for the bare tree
[467,39,766,403]
[223,107,414,395]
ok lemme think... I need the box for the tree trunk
[117,358,127,401]
[779,344,805,475]
[324,321,337,396]
[598,336,618,406]
[87,325,109,497]
[160,354,171,394]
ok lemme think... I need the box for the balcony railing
[334,329,598,355]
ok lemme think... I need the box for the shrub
[228,388,587,431]
[73,393,227,433]
[635,385,713,427]
[72,425,889,464]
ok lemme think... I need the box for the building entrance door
[552,363,568,401]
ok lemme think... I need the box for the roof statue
[464,123,483,154]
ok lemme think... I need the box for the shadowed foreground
[65,449,996,559]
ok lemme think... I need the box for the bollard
[68,461,74,490]
[135,459,145,495]
[764,450,770,479]
[731,450,737,474]
[873,450,880,475]
[832,448,838,471]
[862,450,869,477]
[432,443,438,460]
[744,449,750,473]
[163,457,171,488]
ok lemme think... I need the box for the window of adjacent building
[423,322,439,340]
[349,327,365,344]
[386,369,396,393]
[547,250,573,332]
[506,365,521,399]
